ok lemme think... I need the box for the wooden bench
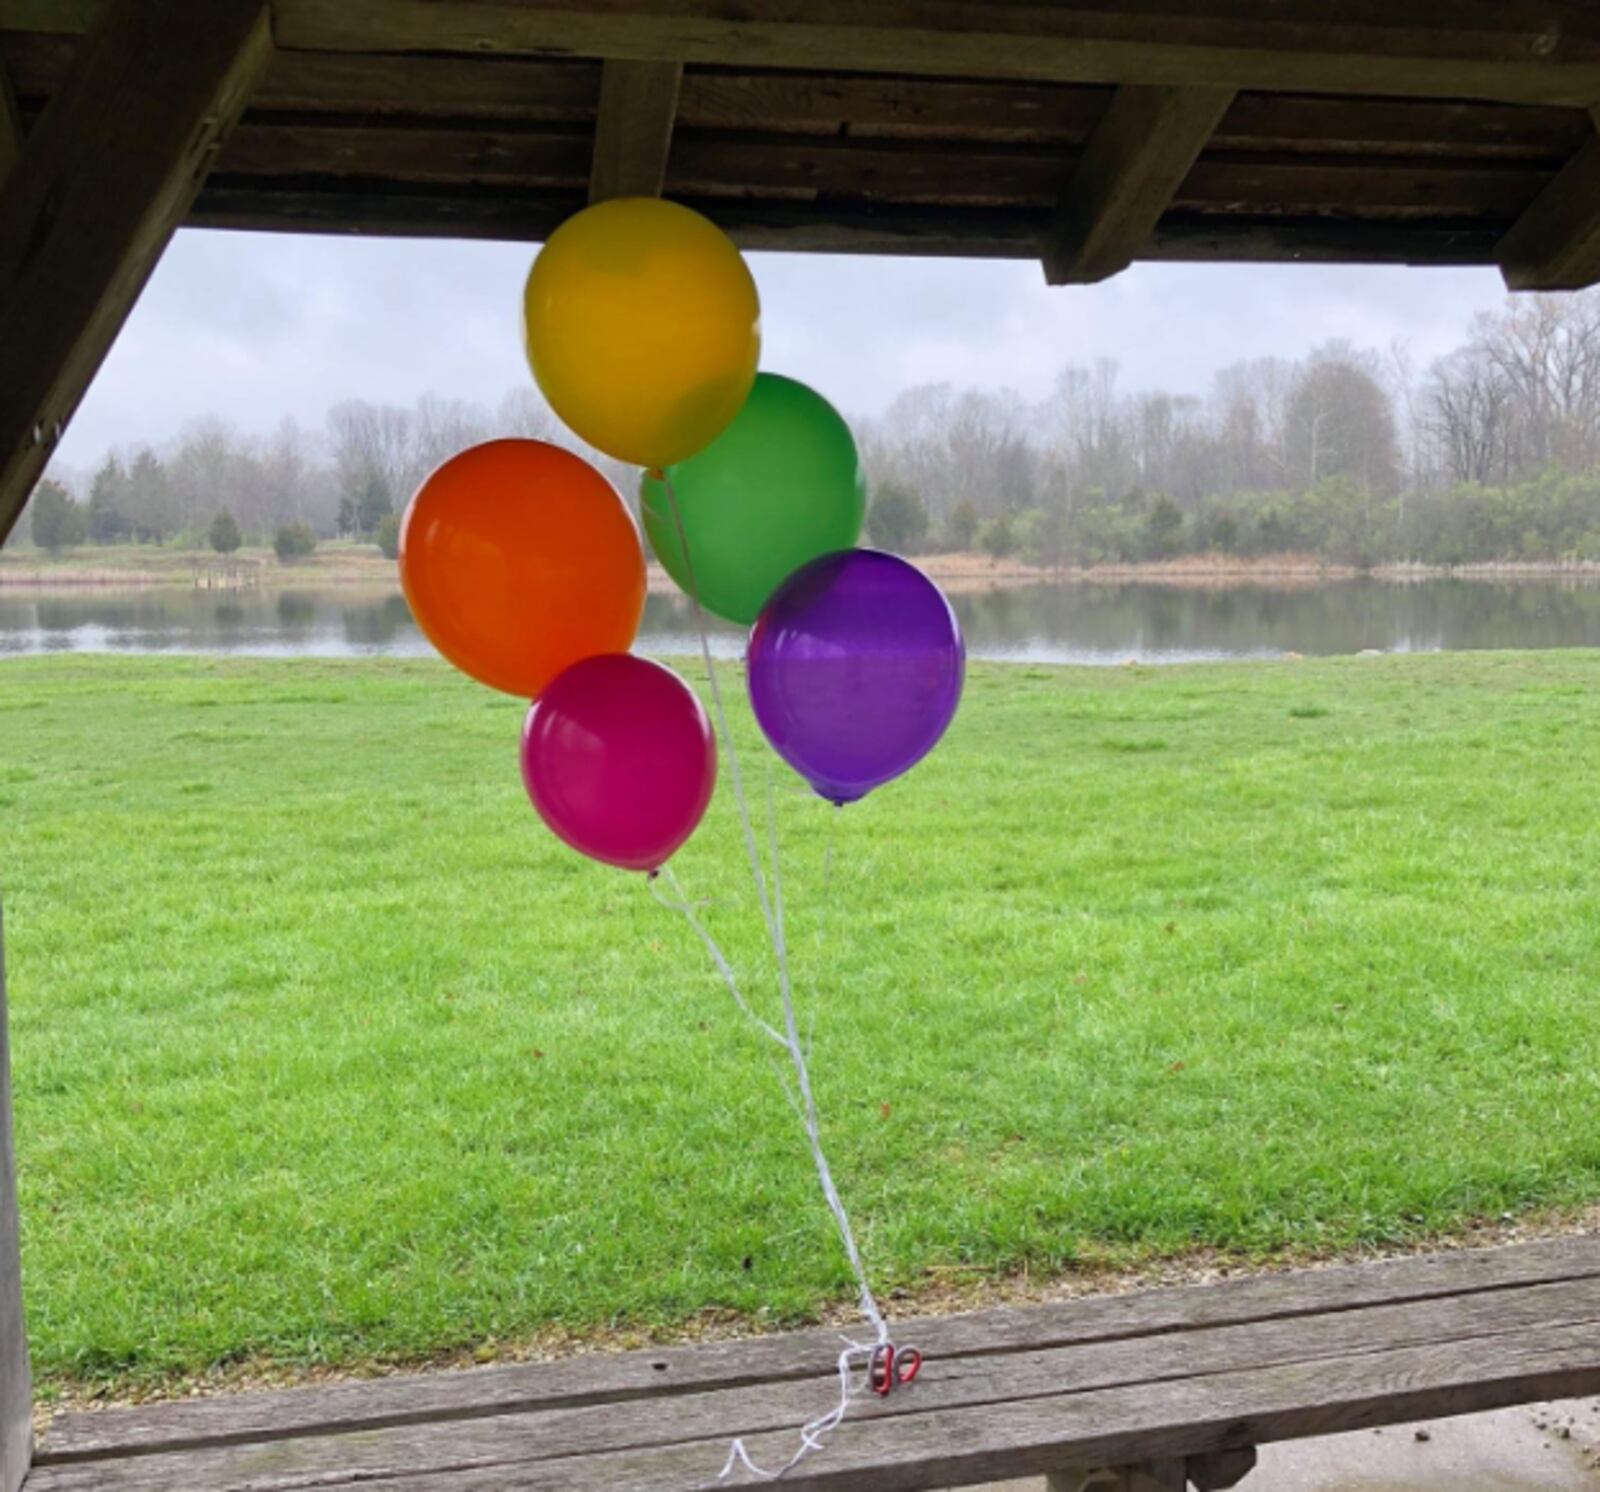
[18,1234,1600,1490]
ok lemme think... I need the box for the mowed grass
[3,650,1600,1392]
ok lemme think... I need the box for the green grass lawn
[4,649,1600,1394]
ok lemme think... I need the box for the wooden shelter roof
[5,3,1600,290]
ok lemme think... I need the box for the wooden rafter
[589,58,682,202]
[7,2,1600,106]
[1498,105,1600,289]
[0,0,274,544]
[275,2,1600,108]
[1044,85,1234,285]
[0,58,20,179]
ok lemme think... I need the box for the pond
[3,578,1600,665]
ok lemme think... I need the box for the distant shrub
[943,500,979,551]
[866,485,929,555]
[29,480,87,552]
[274,523,317,562]
[979,512,1017,560]
[375,513,401,561]
[209,511,242,555]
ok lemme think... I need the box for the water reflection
[3,578,1600,665]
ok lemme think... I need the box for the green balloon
[641,373,865,624]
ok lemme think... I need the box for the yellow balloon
[523,198,761,469]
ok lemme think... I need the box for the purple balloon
[747,549,964,803]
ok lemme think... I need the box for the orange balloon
[399,439,645,698]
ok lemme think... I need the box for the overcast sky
[56,227,1516,473]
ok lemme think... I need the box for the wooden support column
[0,0,275,546]
[589,58,683,202]
[0,58,20,179]
[0,905,28,1492]
[1043,84,1234,285]
[1498,105,1600,289]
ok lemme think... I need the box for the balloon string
[653,474,894,1480]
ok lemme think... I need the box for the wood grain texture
[29,1316,1600,1489]
[1045,84,1235,283]
[163,121,1554,218]
[0,0,273,545]
[37,1277,1600,1485]
[258,2,1600,107]
[1498,106,1600,288]
[0,908,29,1492]
[590,57,682,201]
[3,40,1585,161]
[39,1239,1600,1463]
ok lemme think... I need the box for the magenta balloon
[521,654,716,871]
[747,549,964,804]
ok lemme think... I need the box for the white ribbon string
[647,474,898,1479]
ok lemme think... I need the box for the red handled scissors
[868,1342,923,1397]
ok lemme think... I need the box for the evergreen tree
[30,480,87,551]
[375,513,401,560]
[274,523,316,561]
[125,448,175,543]
[87,456,131,543]
[355,472,393,537]
[209,510,243,555]
[866,485,929,554]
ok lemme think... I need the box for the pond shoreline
[5,549,1600,593]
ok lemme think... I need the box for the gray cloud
[59,228,1513,468]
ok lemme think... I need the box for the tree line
[860,289,1600,567]
[16,289,1600,569]
[18,389,614,560]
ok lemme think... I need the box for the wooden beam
[0,909,27,1492]
[0,0,273,546]
[17,2,1600,106]
[588,58,681,202]
[1044,85,1234,284]
[0,59,20,180]
[1498,105,1600,288]
[260,2,1600,108]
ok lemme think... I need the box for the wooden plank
[0,35,603,122]
[676,72,1112,147]
[1177,154,1552,214]
[186,184,1513,266]
[5,40,1583,162]
[40,1237,1600,1463]
[590,58,682,201]
[164,119,1555,216]
[258,2,1600,108]
[1214,92,1588,162]
[213,123,594,189]
[10,0,1600,104]
[1045,84,1235,283]
[0,910,29,1492]
[0,0,274,546]
[31,1278,1600,1486]
[241,1324,1600,1490]
[1497,106,1600,288]
[29,1314,1600,1490]
[1146,213,1503,266]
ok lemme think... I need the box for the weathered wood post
[0,902,29,1492]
